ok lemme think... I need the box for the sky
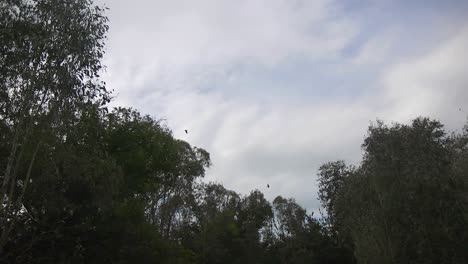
[100,0,468,214]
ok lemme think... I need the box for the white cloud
[103,0,358,105]
[352,33,395,65]
[380,25,468,130]
[107,0,357,64]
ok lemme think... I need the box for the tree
[0,0,109,253]
[319,118,468,264]
[105,107,210,240]
[192,183,242,264]
[1,106,121,263]
[317,160,352,240]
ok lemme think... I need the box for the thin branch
[0,142,41,254]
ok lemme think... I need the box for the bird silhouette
[185,129,188,134]
[267,184,270,188]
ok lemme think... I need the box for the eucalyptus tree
[0,0,110,252]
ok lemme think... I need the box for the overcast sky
[101,0,468,214]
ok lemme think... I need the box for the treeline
[1,105,350,263]
[1,1,467,263]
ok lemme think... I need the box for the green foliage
[0,0,110,255]
[319,117,468,264]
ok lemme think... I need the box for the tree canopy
[318,118,468,264]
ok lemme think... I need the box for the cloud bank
[102,0,468,212]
